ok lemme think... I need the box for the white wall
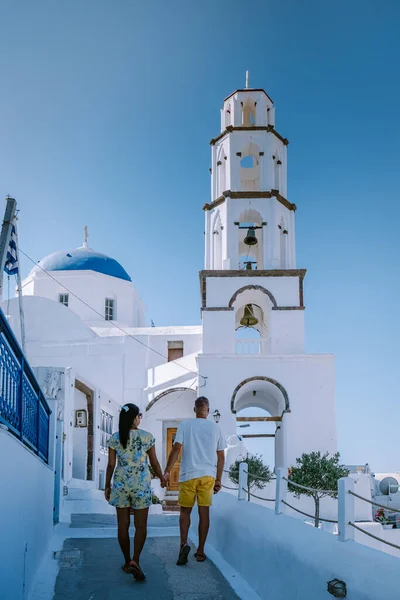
[0,429,54,600]
[190,492,399,600]
[205,274,301,308]
[4,298,202,416]
[22,268,146,328]
[197,353,336,468]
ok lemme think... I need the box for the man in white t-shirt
[164,396,226,566]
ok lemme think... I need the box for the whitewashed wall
[190,492,399,600]
[197,353,336,469]
[22,269,146,328]
[0,429,54,600]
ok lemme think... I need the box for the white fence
[230,464,400,557]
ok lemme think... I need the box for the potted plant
[375,508,393,529]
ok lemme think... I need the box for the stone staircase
[163,490,180,512]
[63,484,115,516]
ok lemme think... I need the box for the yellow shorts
[178,476,215,508]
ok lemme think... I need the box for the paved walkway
[53,516,240,600]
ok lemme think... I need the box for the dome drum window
[105,298,115,321]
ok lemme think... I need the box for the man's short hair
[195,396,209,410]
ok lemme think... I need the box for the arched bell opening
[231,376,290,472]
[242,98,256,127]
[278,215,288,269]
[217,146,227,198]
[232,287,271,355]
[225,102,232,128]
[211,210,223,270]
[240,142,260,191]
[273,150,282,191]
[237,208,264,270]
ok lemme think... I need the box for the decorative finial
[84,225,89,247]
[245,70,249,89]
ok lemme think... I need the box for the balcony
[236,338,269,355]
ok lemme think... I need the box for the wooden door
[167,427,181,491]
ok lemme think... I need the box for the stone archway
[230,376,290,414]
[146,387,196,412]
[228,285,278,309]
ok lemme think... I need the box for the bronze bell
[244,227,258,246]
[240,304,259,328]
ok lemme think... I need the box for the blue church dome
[31,246,132,282]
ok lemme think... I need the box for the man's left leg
[195,476,215,561]
[197,506,210,559]
[177,479,196,565]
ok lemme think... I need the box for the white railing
[236,339,269,355]
[227,465,400,553]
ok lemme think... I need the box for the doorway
[166,427,181,491]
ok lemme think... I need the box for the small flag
[4,225,18,275]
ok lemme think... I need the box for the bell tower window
[279,219,288,268]
[225,103,231,127]
[242,98,256,126]
[273,153,282,190]
[240,142,260,191]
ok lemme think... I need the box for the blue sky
[1,0,399,471]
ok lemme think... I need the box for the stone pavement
[54,535,240,600]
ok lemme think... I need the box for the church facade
[3,81,337,516]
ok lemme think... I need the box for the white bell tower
[204,77,295,272]
[198,78,337,471]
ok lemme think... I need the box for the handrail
[282,500,338,524]
[348,491,400,515]
[349,522,400,551]
[224,468,276,482]
[0,309,50,412]
[0,307,51,462]
[283,477,336,495]
[243,488,275,502]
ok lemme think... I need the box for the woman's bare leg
[116,508,131,566]
[133,507,149,564]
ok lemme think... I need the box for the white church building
[4,81,337,517]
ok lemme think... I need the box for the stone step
[163,504,180,513]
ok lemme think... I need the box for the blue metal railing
[0,308,51,462]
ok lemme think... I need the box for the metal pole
[14,221,26,352]
[238,461,248,501]
[0,197,17,302]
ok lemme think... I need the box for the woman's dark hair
[119,403,140,449]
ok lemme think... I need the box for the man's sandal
[194,552,207,562]
[176,543,191,565]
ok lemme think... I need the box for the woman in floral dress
[105,403,165,580]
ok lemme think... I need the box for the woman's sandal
[127,560,146,581]
[121,564,131,574]
[176,543,191,566]
[194,552,207,563]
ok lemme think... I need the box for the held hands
[161,471,170,489]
